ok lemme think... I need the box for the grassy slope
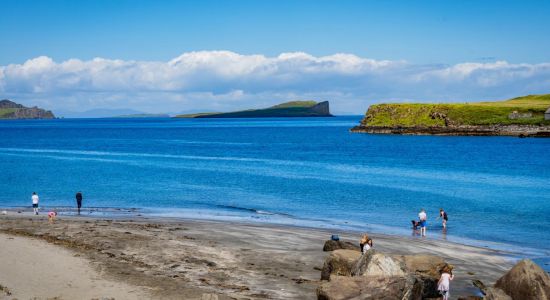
[270,101,317,109]
[0,108,17,118]
[363,94,550,127]
[175,101,322,118]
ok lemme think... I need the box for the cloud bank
[1,51,550,114]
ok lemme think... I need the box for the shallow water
[1,117,549,264]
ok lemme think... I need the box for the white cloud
[1,51,549,114]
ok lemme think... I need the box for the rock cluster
[317,248,449,300]
[317,241,550,300]
[322,240,360,252]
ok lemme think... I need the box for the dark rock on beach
[493,259,550,300]
[484,287,512,300]
[322,240,360,252]
[320,250,361,280]
[317,275,416,300]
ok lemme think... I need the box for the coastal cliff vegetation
[360,94,550,127]
[0,99,55,119]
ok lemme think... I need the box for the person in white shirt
[31,192,39,215]
[418,209,427,236]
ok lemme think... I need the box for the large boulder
[321,250,362,280]
[494,259,550,300]
[397,254,446,278]
[317,275,418,300]
[396,255,449,299]
[323,240,360,252]
[351,250,407,277]
[484,287,512,300]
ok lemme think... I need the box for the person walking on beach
[437,265,454,300]
[31,192,39,215]
[75,191,83,215]
[418,209,427,236]
[436,208,448,229]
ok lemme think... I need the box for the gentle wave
[1,147,548,190]
[2,148,549,202]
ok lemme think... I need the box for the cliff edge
[0,99,55,119]
[351,94,550,137]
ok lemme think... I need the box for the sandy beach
[0,211,516,299]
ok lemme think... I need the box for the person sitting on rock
[359,234,373,253]
[437,265,455,300]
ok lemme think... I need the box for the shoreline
[350,124,550,137]
[2,205,547,260]
[0,211,522,299]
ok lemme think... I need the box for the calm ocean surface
[1,117,549,261]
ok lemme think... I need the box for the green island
[351,94,550,137]
[0,99,55,119]
[175,100,331,118]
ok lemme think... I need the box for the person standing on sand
[418,209,427,236]
[75,191,83,215]
[31,192,39,215]
[436,208,448,229]
[437,265,454,300]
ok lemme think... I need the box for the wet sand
[0,212,515,299]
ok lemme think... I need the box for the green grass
[0,108,17,118]
[269,101,317,109]
[363,94,550,127]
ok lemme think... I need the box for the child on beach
[48,211,58,223]
[437,265,454,300]
[359,234,373,253]
[31,192,39,215]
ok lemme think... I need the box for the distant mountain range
[54,108,149,118]
[114,113,170,118]
[175,100,332,118]
[0,99,55,119]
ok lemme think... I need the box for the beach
[0,211,515,299]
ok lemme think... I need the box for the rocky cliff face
[0,99,55,119]
[311,101,330,116]
[351,124,550,137]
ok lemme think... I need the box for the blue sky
[1,0,550,114]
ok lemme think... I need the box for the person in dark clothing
[437,208,448,229]
[75,191,83,215]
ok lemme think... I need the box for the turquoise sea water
[1,117,549,264]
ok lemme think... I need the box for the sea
[1,116,549,267]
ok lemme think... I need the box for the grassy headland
[360,94,550,127]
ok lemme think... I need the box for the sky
[1,0,550,115]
